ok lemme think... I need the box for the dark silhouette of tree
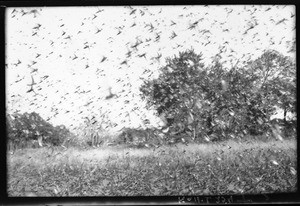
[140,49,296,143]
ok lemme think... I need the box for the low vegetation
[7,138,297,196]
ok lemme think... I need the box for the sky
[5,5,296,133]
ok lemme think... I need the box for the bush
[6,112,73,149]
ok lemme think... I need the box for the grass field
[7,138,297,196]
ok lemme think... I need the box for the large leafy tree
[248,50,296,136]
[140,49,207,139]
[140,50,238,141]
[140,49,296,143]
[251,50,296,116]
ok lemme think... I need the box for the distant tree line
[6,112,71,150]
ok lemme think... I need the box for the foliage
[80,113,111,147]
[6,112,71,149]
[249,49,296,121]
[140,49,208,138]
[117,127,166,147]
[246,50,296,136]
[140,49,296,143]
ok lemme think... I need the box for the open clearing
[7,139,297,196]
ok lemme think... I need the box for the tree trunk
[283,106,288,137]
[283,107,287,124]
[206,115,213,135]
